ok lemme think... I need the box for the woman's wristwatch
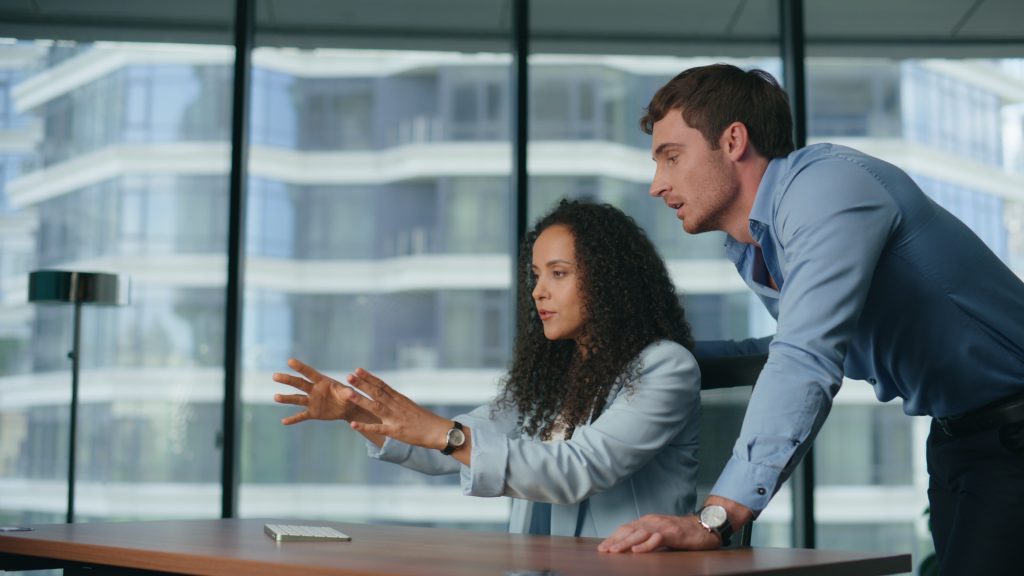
[440,421,465,455]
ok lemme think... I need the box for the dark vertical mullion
[782,1,808,149]
[509,0,529,325]
[780,0,814,549]
[221,0,254,519]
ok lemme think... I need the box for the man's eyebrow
[652,142,680,160]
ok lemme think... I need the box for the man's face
[649,109,739,235]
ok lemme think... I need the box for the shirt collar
[724,156,787,260]
[749,157,786,229]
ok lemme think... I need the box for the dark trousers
[926,419,1024,575]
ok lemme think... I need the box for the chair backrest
[695,353,768,548]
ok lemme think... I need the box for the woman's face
[531,224,587,342]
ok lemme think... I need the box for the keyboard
[264,523,352,542]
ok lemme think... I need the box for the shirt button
[757,487,766,496]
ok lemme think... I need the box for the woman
[273,199,701,537]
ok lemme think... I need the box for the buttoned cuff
[366,437,413,463]
[710,456,782,512]
[460,425,508,497]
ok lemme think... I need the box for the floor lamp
[28,270,130,524]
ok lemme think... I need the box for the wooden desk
[0,518,911,576]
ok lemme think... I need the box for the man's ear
[721,122,750,160]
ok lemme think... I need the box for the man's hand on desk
[597,496,754,553]
[597,514,719,553]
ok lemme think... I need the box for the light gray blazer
[368,339,700,537]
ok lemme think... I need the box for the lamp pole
[28,270,130,524]
[66,299,82,524]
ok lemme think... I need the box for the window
[0,40,232,524]
[806,53,1024,560]
[238,5,512,526]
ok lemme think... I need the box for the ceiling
[0,0,1021,57]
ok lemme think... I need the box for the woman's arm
[367,402,517,476]
[347,340,699,505]
[274,357,520,476]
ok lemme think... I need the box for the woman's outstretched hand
[344,368,465,457]
[272,358,380,427]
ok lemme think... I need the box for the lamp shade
[28,270,130,306]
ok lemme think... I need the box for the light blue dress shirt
[367,340,700,537]
[709,143,1024,512]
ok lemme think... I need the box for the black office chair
[696,353,768,548]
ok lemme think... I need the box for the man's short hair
[641,63,795,158]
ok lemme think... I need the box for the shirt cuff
[460,424,508,497]
[366,436,413,463]
[710,455,783,512]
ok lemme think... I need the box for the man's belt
[935,391,1024,437]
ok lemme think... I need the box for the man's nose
[649,166,668,197]
[649,178,667,197]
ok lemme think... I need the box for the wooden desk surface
[0,518,911,576]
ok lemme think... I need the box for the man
[597,64,1024,575]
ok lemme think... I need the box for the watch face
[448,427,466,447]
[700,505,728,529]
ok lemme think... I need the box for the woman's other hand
[345,369,470,462]
[272,358,380,427]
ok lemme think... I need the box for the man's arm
[694,336,772,360]
[711,156,899,513]
[603,154,901,552]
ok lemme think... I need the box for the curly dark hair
[496,199,693,440]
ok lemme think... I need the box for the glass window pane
[0,39,231,524]
[240,1,512,531]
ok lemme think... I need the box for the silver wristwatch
[697,504,733,546]
[440,421,465,455]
